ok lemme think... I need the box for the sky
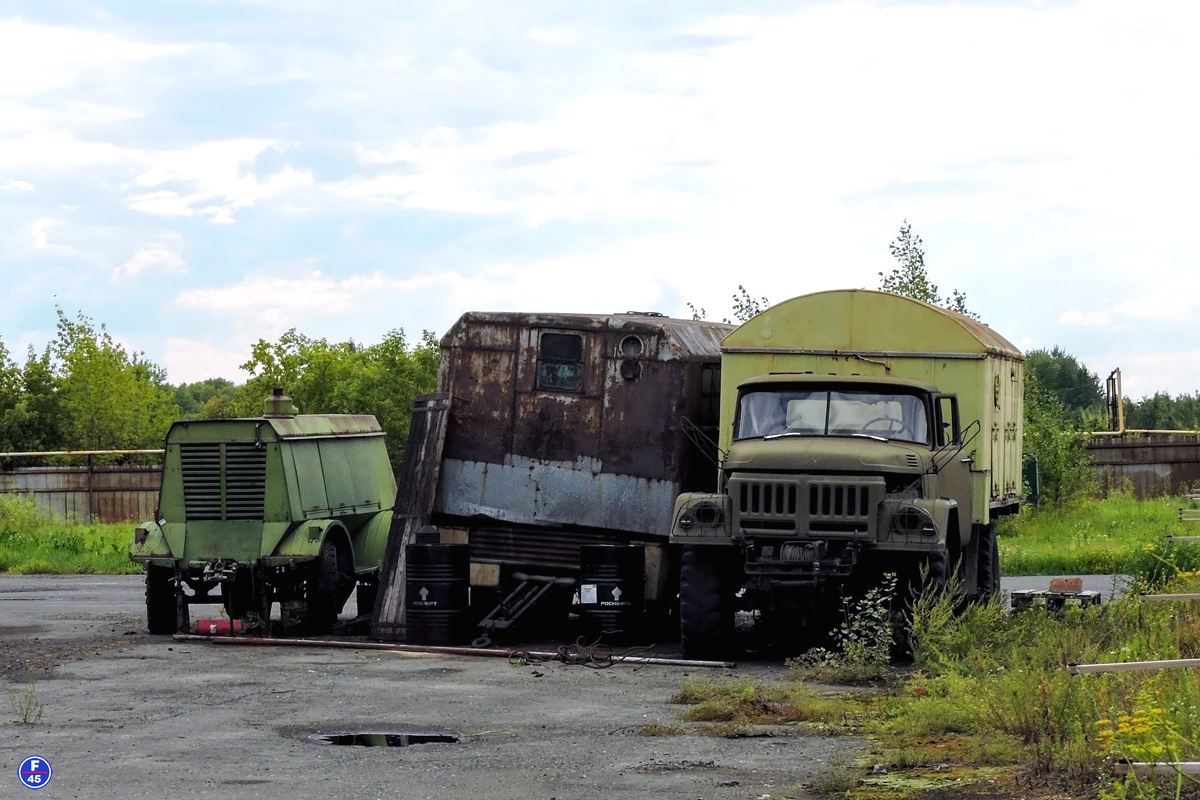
[2,0,1198,399]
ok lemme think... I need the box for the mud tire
[975,524,1001,600]
[680,546,737,660]
[308,540,341,635]
[145,565,178,635]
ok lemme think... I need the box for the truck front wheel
[145,565,178,635]
[307,540,341,634]
[680,546,738,660]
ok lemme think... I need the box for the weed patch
[0,495,139,575]
[9,681,44,725]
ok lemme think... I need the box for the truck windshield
[734,388,930,444]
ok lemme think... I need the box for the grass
[0,495,141,575]
[669,570,1200,799]
[1000,490,1200,580]
[8,681,45,725]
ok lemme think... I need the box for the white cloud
[0,19,191,97]
[131,141,314,223]
[1,180,33,191]
[526,27,575,45]
[1090,349,1200,400]
[163,338,250,385]
[31,217,53,248]
[176,270,453,318]
[1060,309,1115,328]
[112,234,188,280]
[0,131,138,170]
[1114,294,1200,324]
[127,191,209,219]
[1060,294,1200,330]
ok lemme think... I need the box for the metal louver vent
[223,443,267,519]
[906,454,920,468]
[180,442,266,521]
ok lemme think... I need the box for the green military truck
[130,390,397,635]
[670,290,1024,657]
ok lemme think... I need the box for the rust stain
[437,311,733,523]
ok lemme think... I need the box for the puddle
[309,732,459,747]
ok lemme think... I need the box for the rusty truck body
[430,311,733,619]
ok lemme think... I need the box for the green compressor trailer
[670,289,1024,658]
[130,390,397,634]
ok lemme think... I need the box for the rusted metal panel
[1087,434,1200,497]
[433,311,733,570]
[373,393,452,642]
[600,353,678,479]
[511,325,604,461]
[437,310,731,486]
[0,465,163,523]
[439,335,517,465]
[439,456,679,536]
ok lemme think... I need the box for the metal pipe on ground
[1068,658,1200,675]
[171,634,735,669]
[1116,762,1200,777]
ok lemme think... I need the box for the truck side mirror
[933,394,960,447]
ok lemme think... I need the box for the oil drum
[405,543,470,645]
[579,545,645,643]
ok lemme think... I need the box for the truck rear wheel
[975,524,1000,599]
[145,565,178,635]
[680,546,737,660]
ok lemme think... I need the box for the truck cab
[669,290,1022,658]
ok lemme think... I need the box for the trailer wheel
[680,546,737,660]
[145,565,178,635]
[222,573,254,620]
[975,524,1000,599]
[308,539,341,634]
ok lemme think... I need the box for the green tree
[4,346,65,454]
[234,328,440,469]
[879,220,976,318]
[1023,372,1097,506]
[174,377,238,418]
[51,310,179,454]
[1024,347,1102,420]
[0,339,21,452]
[1124,391,1200,431]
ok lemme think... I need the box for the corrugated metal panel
[469,525,628,571]
[1087,435,1200,498]
[438,456,678,536]
[0,465,162,523]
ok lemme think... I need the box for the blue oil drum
[405,543,470,645]
[579,545,645,643]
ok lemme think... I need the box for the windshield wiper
[763,431,810,440]
[850,433,887,442]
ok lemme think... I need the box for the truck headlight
[893,505,936,537]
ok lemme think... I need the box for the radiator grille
[732,476,882,535]
[180,443,266,521]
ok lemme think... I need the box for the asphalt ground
[0,574,861,800]
[0,573,1129,799]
